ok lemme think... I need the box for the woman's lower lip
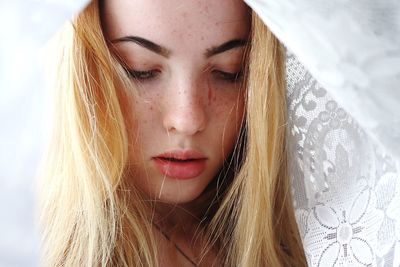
[153,158,207,180]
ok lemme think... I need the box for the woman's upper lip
[154,149,207,160]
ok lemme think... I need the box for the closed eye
[125,69,242,82]
[212,70,243,83]
[127,69,160,80]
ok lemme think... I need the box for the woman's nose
[162,83,207,136]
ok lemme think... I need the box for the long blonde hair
[39,1,306,266]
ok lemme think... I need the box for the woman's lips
[152,150,207,180]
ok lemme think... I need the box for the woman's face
[103,0,250,204]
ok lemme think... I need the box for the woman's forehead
[102,0,250,50]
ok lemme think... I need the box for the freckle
[200,36,204,41]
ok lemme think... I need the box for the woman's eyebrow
[111,36,171,58]
[205,39,248,58]
[111,36,248,59]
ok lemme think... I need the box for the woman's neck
[151,201,213,266]
[150,187,221,266]
[153,196,208,235]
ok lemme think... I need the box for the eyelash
[127,69,160,80]
[213,70,243,83]
[127,69,243,83]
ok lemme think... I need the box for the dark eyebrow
[111,36,171,58]
[205,39,248,58]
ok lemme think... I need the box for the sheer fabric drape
[246,0,400,265]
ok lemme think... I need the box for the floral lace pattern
[245,0,400,163]
[286,52,400,266]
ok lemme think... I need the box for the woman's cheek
[210,93,244,155]
[211,88,244,121]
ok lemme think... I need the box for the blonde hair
[208,14,306,267]
[39,1,306,266]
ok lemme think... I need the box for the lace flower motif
[304,183,384,266]
[386,175,400,266]
[318,100,347,129]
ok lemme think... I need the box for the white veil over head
[245,0,400,266]
[1,0,399,266]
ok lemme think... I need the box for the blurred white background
[0,1,87,266]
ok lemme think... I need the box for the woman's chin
[154,186,206,205]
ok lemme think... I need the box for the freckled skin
[103,0,250,204]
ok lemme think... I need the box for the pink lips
[153,150,207,180]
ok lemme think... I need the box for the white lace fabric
[244,0,400,265]
[286,52,400,266]
[245,0,400,164]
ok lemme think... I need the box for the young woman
[39,0,307,266]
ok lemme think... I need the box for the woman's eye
[213,70,243,83]
[127,69,160,80]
